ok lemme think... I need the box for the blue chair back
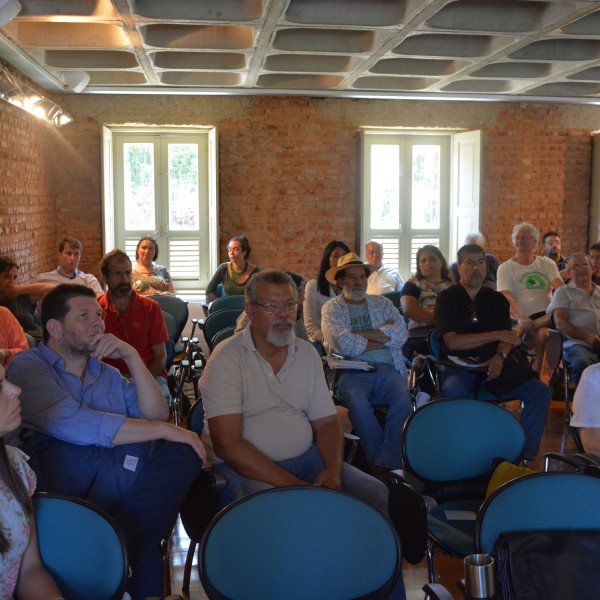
[187,398,205,435]
[33,493,128,600]
[199,486,401,600]
[209,294,246,314]
[203,308,243,350]
[477,472,600,554]
[211,326,236,350]
[403,398,525,482]
[148,294,189,339]
[381,290,401,310]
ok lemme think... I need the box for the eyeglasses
[253,301,298,314]
[571,264,591,271]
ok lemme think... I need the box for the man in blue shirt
[8,283,205,600]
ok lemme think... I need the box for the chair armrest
[544,452,593,472]
[387,468,426,494]
[422,583,456,600]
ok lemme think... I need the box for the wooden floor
[166,399,576,600]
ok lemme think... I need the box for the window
[361,130,480,280]
[103,128,218,291]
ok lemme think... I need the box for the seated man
[0,256,53,341]
[35,237,103,296]
[98,249,171,401]
[434,244,551,460]
[200,270,406,598]
[571,362,600,453]
[542,230,569,281]
[7,284,205,599]
[547,253,600,385]
[321,253,411,472]
[365,240,404,295]
[449,232,499,289]
[235,271,308,341]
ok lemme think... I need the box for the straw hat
[325,252,377,286]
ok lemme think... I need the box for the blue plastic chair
[199,486,401,600]
[210,325,236,349]
[202,308,243,351]
[476,471,600,554]
[388,398,525,582]
[33,493,128,600]
[208,294,246,314]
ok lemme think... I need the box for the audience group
[2,225,600,599]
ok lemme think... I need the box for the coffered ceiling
[2,0,600,102]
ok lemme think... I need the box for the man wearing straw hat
[322,252,411,474]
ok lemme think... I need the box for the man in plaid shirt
[322,253,411,473]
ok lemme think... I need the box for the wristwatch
[496,351,508,360]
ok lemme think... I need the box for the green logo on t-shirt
[525,274,545,289]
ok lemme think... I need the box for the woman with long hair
[131,235,175,295]
[0,363,61,598]
[205,234,259,303]
[304,240,351,352]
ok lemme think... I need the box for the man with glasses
[547,253,600,385]
[321,253,411,473]
[435,244,551,460]
[542,230,569,280]
[199,269,391,514]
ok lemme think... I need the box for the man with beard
[321,253,411,473]
[542,230,569,281]
[97,249,171,401]
[7,284,205,599]
[199,269,391,512]
[434,244,551,460]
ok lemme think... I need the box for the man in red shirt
[98,249,171,401]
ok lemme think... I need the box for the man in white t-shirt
[497,222,564,371]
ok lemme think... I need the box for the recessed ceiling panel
[284,0,415,27]
[256,73,344,88]
[4,22,129,48]
[151,52,247,70]
[44,50,139,69]
[427,0,561,33]
[370,57,466,76]
[264,54,357,73]
[561,10,600,35]
[88,71,147,85]
[510,39,600,61]
[160,72,244,86]
[133,0,264,21]
[273,28,380,53]
[441,79,517,93]
[471,62,553,79]
[568,67,600,82]
[527,82,600,97]
[393,34,504,58]
[353,75,438,90]
[140,25,255,50]
[19,0,117,18]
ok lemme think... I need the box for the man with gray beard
[321,253,411,473]
[199,269,391,513]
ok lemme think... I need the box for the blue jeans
[212,446,406,600]
[335,363,411,469]
[25,435,202,600]
[441,369,551,460]
[564,344,600,386]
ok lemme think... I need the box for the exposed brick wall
[481,104,591,263]
[0,102,55,282]
[0,94,595,286]
[219,97,356,278]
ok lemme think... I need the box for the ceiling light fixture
[0,0,20,26]
[0,63,73,126]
